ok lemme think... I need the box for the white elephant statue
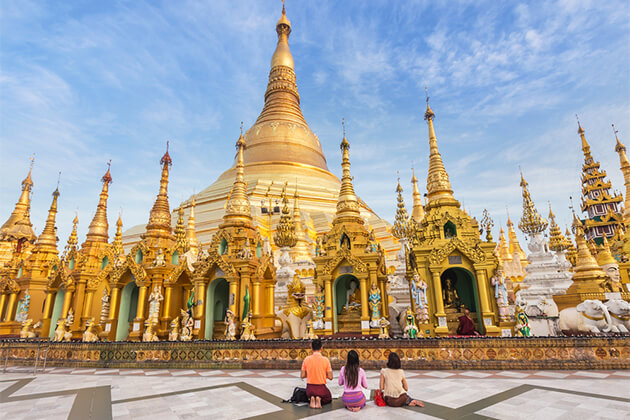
[558,299,612,334]
[604,299,630,333]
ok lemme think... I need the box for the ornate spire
[572,219,607,282]
[506,210,527,262]
[497,227,512,262]
[174,204,187,251]
[410,168,425,222]
[36,185,60,250]
[185,197,199,255]
[64,214,79,256]
[274,183,297,248]
[577,119,622,241]
[240,3,329,171]
[336,119,361,218]
[424,88,455,205]
[291,184,310,259]
[112,213,123,255]
[224,127,252,222]
[565,226,577,265]
[392,178,411,239]
[596,236,617,266]
[548,202,568,252]
[518,171,548,235]
[145,144,173,238]
[613,124,630,226]
[0,157,37,242]
[85,162,112,244]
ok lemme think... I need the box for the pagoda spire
[185,197,199,255]
[274,183,297,248]
[174,204,187,251]
[224,126,252,224]
[613,124,630,226]
[336,119,361,219]
[506,210,527,263]
[518,171,548,236]
[36,185,60,251]
[145,143,173,238]
[85,162,112,245]
[64,214,79,256]
[571,216,607,284]
[548,202,568,252]
[497,227,512,262]
[576,119,622,241]
[424,88,456,206]
[392,178,411,240]
[0,157,37,242]
[112,214,124,256]
[410,168,425,222]
[291,184,310,259]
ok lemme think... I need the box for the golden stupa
[122,5,397,258]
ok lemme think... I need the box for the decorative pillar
[252,280,261,317]
[72,281,87,328]
[324,276,333,333]
[135,285,148,320]
[474,267,499,335]
[0,294,7,320]
[61,289,73,318]
[379,279,389,318]
[42,292,54,319]
[4,293,18,321]
[108,287,120,319]
[82,290,95,319]
[265,282,275,317]
[431,269,448,335]
[162,285,173,319]
[359,276,369,320]
[229,279,238,316]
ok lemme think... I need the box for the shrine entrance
[440,268,482,334]
[332,274,361,334]
[116,281,139,341]
[205,278,229,340]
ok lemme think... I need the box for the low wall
[1,336,628,370]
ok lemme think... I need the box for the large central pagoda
[122,5,396,257]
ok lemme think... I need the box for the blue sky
[1,0,629,246]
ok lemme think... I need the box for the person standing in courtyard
[380,352,424,408]
[301,338,333,408]
[339,350,368,411]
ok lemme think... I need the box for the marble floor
[1,367,629,419]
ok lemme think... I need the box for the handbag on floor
[374,389,386,407]
[283,387,309,404]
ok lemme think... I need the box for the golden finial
[224,126,252,221]
[392,178,411,239]
[174,204,187,252]
[518,170,548,235]
[145,142,173,238]
[36,182,61,249]
[548,202,568,252]
[85,161,112,244]
[576,114,584,133]
[274,181,297,248]
[336,119,360,217]
[424,89,454,205]
[64,213,79,256]
[424,86,434,121]
[112,212,124,255]
[410,166,424,222]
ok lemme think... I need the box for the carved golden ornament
[194,248,236,279]
[548,204,569,252]
[322,248,367,275]
[274,183,298,248]
[428,237,486,266]
[480,209,494,241]
[392,180,412,240]
[518,173,548,235]
[164,260,193,285]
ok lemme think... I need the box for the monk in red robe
[456,309,481,336]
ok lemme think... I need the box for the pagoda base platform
[1,336,628,371]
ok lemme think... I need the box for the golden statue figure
[442,276,461,309]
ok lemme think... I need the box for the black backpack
[283,387,308,404]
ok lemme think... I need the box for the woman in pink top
[338,350,368,412]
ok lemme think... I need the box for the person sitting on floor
[456,308,481,336]
[301,338,333,409]
[339,350,368,412]
[379,352,424,408]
